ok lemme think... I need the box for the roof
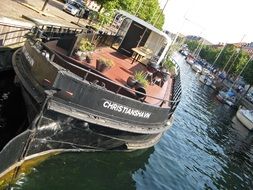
[116,10,170,42]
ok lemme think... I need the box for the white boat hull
[191,64,202,73]
[199,75,212,86]
[236,109,253,130]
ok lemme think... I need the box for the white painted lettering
[102,100,151,119]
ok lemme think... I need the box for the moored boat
[199,74,214,86]
[236,108,253,130]
[216,90,236,107]
[0,11,181,185]
[185,54,195,65]
[191,63,202,73]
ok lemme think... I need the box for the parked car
[63,1,85,16]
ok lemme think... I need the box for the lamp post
[153,0,169,26]
[135,0,144,16]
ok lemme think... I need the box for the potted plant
[79,38,95,52]
[163,59,176,77]
[126,76,137,88]
[85,52,92,63]
[134,71,148,88]
[75,38,95,62]
[96,57,114,72]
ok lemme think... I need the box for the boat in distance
[236,108,253,130]
[0,11,181,186]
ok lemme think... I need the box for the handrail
[0,18,33,29]
[30,24,85,41]
[28,37,181,108]
[44,43,182,106]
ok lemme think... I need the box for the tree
[95,0,115,12]
[243,62,253,85]
[241,55,253,85]
[185,39,253,84]
[96,0,165,29]
[135,0,164,29]
[185,39,199,52]
[117,0,137,13]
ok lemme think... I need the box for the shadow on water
[0,71,153,190]
[10,149,154,190]
[3,53,253,190]
[133,54,252,190]
[0,71,27,151]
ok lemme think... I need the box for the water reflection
[11,149,154,190]
[3,53,253,189]
[133,53,252,190]
[0,71,27,150]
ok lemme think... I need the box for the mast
[226,48,241,74]
[211,43,226,67]
[222,34,246,72]
[231,54,252,88]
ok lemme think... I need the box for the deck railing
[55,49,181,109]
[27,26,181,109]
[0,18,32,47]
[31,24,85,40]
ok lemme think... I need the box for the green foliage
[185,39,253,84]
[97,57,114,67]
[79,38,95,52]
[185,40,199,52]
[98,11,114,26]
[95,0,115,12]
[134,71,148,87]
[199,45,219,64]
[117,0,136,12]
[163,59,175,72]
[242,60,253,85]
[134,0,164,29]
[94,0,164,29]
[233,51,248,73]
[89,11,99,22]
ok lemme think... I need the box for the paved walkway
[0,0,88,27]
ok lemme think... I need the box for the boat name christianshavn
[103,100,151,119]
[22,46,34,66]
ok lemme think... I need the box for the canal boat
[185,54,195,65]
[216,90,236,107]
[236,108,253,130]
[199,74,213,86]
[0,11,181,186]
[191,63,202,73]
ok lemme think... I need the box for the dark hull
[10,43,175,153]
[1,22,181,189]
[0,65,165,185]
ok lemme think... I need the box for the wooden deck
[47,41,173,107]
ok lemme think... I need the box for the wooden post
[41,0,49,11]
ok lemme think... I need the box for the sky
[159,0,253,44]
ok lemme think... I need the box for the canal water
[1,53,253,190]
